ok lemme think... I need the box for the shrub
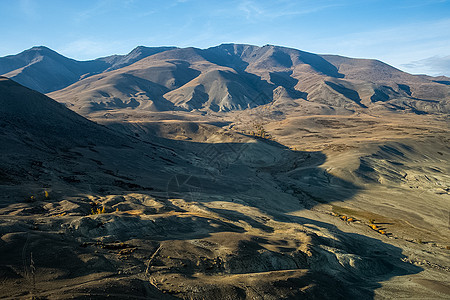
[91,206,106,215]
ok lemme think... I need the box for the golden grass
[91,206,106,215]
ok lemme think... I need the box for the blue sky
[1,0,450,76]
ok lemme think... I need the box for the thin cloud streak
[235,0,344,21]
[19,0,39,19]
[299,18,450,76]
[1,0,450,76]
[402,55,450,76]
[57,38,131,60]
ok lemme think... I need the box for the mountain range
[1,44,449,115]
[0,44,449,299]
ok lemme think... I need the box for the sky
[1,0,450,76]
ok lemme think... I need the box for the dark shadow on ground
[0,120,424,299]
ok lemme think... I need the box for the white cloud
[238,0,264,19]
[299,18,450,76]
[57,39,129,60]
[73,0,108,23]
[232,0,343,22]
[19,0,39,19]
[402,56,450,76]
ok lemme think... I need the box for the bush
[91,206,106,215]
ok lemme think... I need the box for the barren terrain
[0,44,449,299]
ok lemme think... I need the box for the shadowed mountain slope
[0,46,176,94]
[1,74,447,299]
[97,46,177,72]
[0,47,108,93]
[0,76,122,145]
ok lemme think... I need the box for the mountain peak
[97,45,179,71]
[29,45,52,51]
[2,43,449,114]
[26,46,59,56]
[129,45,178,55]
[129,45,151,54]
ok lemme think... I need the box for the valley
[0,44,449,299]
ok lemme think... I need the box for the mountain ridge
[1,44,449,114]
[0,50,449,299]
[0,45,177,93]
